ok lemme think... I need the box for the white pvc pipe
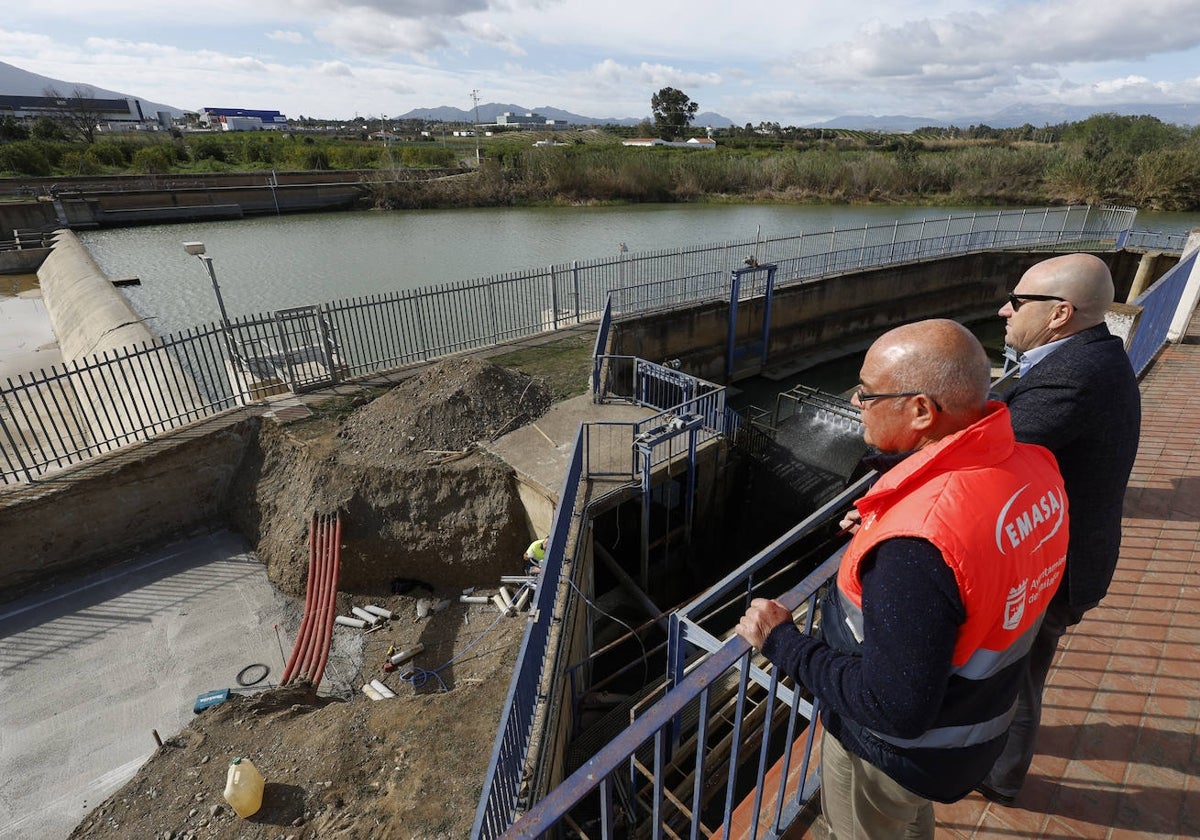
[491,594,510,615]
[498,586,514,611]
[514,586,533,612]
[362,604,394,620]
[369,679,396,699]
[361,683,383,701]
[389,643,425,666]
[335,615,367,629]
[351,606,381,625]
[460,595,491,604]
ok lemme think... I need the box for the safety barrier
[1127,249,1199,377]
[2,205,1147,485]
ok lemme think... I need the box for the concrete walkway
[0,530,291,840]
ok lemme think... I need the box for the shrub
[61,150,102,176]
[400,145,457,168]
[87,141,129,167]
[0,140,53,176]
[131,145,175,174]
[190,137,229,163]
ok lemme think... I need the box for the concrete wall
[0,201,60,240]
[55,183,365,228]
[611,250,1152,382]
[0,417,258,598]
[37,230,157,361]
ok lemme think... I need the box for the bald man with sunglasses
[979,253,1142,806]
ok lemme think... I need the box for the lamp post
[183,241,232,328]
[184,241,239,365]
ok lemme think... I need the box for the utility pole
[470,89,481,166]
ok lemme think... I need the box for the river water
[4,203,1198,381]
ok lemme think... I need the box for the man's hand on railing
[735,597,794,650]
[839,508,862,534]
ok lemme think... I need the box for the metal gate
[270,306,342,392]
[726,263,777,382]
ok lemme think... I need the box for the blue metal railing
[1127,250,1198,377]
[472,424,588,838]
[500,545,848,839]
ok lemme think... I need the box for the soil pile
[70,357,554,839]
[230,356,554,597]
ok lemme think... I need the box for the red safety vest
[839,402,1069,671]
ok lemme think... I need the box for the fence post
[550,266,559,330]
[0,391,36,484]
[1168,231,1200,342]
[572,260,581,323]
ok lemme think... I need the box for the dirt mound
[338,356,554,458]
[70,357,554,839]
[230,356,553,598]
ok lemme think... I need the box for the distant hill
[395,102,734,128]
[808,103,1200,132]
[0,59,184,116]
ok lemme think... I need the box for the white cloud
[316,60,354,77]
[3,0,1200,123]
[268,30,308,44]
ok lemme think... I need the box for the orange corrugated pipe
[311,513,342,688]
[280,512,321,684]
[299,513,334,681]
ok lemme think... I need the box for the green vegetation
[488,333,595,401]
[1,112,1198,211]
[651,87,700,137]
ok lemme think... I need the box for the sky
[2,0,1200,126]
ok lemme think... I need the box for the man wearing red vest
[737,319,1070,839]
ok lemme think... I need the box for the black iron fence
[0,205,1150,484]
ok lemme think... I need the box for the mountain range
[0,60,183,117]
[393,103,730,128]
[2,59,1195,132]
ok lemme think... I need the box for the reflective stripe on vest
[869,702,1017,750]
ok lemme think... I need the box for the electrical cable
[236,663,270,687]
[398,583,529,693]
[565,576,650,686]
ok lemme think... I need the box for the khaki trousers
[820,729,935,840]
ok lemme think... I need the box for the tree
[0,115,29,141]
[651,87,698,137]
[43,86,106,144]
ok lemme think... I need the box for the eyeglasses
[853,386,943,412]
[1006,292,1068,311]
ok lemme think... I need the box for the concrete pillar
[1168,229,1200,343]
[1126,251,1161,303]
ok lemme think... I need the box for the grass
[488,333,595,401]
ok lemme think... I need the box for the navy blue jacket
[1003,323,1141,607]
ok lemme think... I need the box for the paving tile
[898,310,1200,838]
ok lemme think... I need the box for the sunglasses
[853,386,943,412]
[1007,292,1068,311]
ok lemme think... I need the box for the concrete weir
[37,229,157,361]
[35,230,206,458]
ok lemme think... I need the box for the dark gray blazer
[1003,323,1141,607]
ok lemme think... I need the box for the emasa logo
[994,483,1066,554]
[1003,579,1028,630]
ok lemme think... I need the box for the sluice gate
[475,295,869,837]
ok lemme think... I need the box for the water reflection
[0,274,60,380]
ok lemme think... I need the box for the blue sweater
[763,537,963,747]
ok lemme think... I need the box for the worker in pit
[523,537,548,576]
